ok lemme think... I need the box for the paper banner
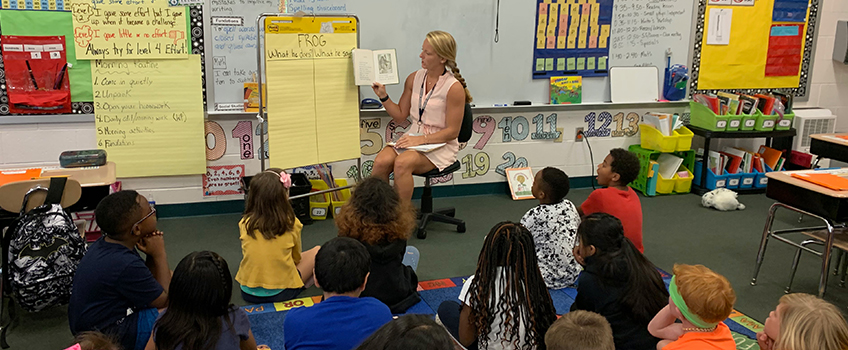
[69,0,188,60]
[0,10,93,101]
[265,32,359,170]
[92,56,206,177]
[203,165,245,196]
[765,24,803,76]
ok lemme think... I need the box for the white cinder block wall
[796,0,848,131]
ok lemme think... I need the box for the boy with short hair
[545,310,615,350]
[520,167,582,289]
[578,148,645,253]
[648,264,737,350]
[284,237,392,350]
[69,190,171,350]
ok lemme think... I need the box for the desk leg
[752,202,780,285]
[819,220,837,297]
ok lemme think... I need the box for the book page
[373,49,399,85]
[352,49,374,86]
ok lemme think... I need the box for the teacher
[371,30,472,201]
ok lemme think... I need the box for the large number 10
[498,116,529,142]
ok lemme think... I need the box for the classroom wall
[795,0,848,132]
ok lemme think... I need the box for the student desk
[810,134,848,165]
[751,169,848,297]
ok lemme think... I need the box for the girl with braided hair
[570,213,667,350]
[371,30,472,201]
[145,251,257,350]
[437,222,556,350]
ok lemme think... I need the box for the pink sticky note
[539,3,548,15]
[588,36,597,48]
[560,14,568,25]
[546,36,556,49]
[582,3,591,15]
[558,27,567,36]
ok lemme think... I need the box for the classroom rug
[244,270,764,350]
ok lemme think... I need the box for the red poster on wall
[765,24,804,77]
[1,35,71,114]
[203,165,246,196]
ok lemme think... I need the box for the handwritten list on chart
[69,0,187,59]
[92,56,206,177]
[608,0,692,70]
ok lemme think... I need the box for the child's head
[669,264,736,329]
[469,221,556,349]
[336,177,415,244]
[243,168,296,240]
[95,190,156,241]
[596,148,640,187]
[532,167,570,204]
[314,237,371,295]
[576,213,668,321]
[764,293,848,350]
[545,310,614,350]
[355,314,454,350]
[155,251,234,350]
[70,331,121,350]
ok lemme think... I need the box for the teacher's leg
[371,146,398,182]
[393,151,436,201]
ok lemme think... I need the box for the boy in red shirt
[648,264,737,350]
[578,148,644,252]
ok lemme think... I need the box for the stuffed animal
[701,188,746,211]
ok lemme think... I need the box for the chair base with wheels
[415,161,465,239]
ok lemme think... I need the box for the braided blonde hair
[426,30,473,103]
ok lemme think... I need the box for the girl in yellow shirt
[236,169,320,303]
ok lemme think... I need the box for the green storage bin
[740,115,757,131]
[689,101,729,131]
[628,144,695,196]
[754,112,777,131]
[725,115,743,131]
[775,113,794,130]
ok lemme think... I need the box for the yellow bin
[330,179,352,217]
[308,179,331,220]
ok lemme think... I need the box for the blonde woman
[757,293,848,350]
[371,30,472,201]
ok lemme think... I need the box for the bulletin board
[532,0,613,79]
[689,0,820,97]
[0,3,206,115]
[259,15,361,170]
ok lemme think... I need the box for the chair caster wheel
[417,228,427,239]
[457,223,466,233]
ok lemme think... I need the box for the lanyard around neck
[418,69,447,123]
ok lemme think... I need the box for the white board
[608,0,694,84]
[609,66,659,103]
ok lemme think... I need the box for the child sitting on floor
[236,169,321,304]
[437,221,556,350]
[578,148,645,253]
[69,190,170,350]
[756,293,848,350]
[520,167,582,289]
[355,314,455,350]
[648,264,736,350]
[146,251,256,350]
[284,237,392,350]
[336,177,421,313]
[545,310,614,350]
[571,213,667,350]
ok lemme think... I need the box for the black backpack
[5,178,86,312]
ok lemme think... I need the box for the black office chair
[413,103,473,239]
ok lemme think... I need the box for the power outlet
[575,127,584,142]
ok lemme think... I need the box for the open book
[352,49,399,86]
[386,142,446,153]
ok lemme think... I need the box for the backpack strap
[44,177,68,206]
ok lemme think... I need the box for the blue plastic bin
[694,161,730,190]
